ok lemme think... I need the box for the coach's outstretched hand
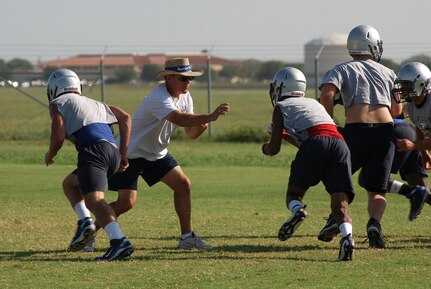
[209,103,230,121]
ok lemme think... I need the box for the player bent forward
[45,69,134,261]
[262,67,355,261]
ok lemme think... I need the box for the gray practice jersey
[50,93,117,140]
[277,96,336,146]
[407,92,431,137]
[321,59,396,109]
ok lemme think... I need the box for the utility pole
[100,46,107,102]
[202,48,213,138]
[314,45,324,100]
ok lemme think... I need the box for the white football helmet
[269,67,306,106]
[347,25,383,62]
[393,62,431,103]
[47,69,82,102]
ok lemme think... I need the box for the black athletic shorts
[343,123,395,194]
[76,142,120,195]
[289,136,355,202]
[108,153,178,191]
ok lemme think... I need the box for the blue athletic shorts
[108,153,178,191]
[289,136,355,202]
[392,121,428,179]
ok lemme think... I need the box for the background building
[37,53,240,83]
[303,34,351,96]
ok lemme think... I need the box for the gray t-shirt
[277,96,335,145]
[321,59,396,109]
[407,92,431,137]
[124,83,194,161]
[50,93,117,140]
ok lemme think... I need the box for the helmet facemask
[370,39,383,63]
[392,81,416,103]
[269,81,284,107]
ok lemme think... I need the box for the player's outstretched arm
[166,103,230,127]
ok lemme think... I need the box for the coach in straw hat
[107,57,230,251]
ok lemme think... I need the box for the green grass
[0,84,346,142]
[1,141,431,288]
[1,85,430,288]
[0,84,274,141]
[0,83,348,144]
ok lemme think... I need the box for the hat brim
[155,69,204,81]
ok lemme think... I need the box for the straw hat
[155,58,204,80]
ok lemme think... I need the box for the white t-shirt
[123,83,194,161]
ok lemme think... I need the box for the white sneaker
[178,232,213,251]
[81,233,96,252]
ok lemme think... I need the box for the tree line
[2,54,431,84]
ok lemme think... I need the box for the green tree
[113,67,136,83]
[255,61,287,81]
[7,58,34,71]
[401,54,431,68]
[141,64,162,82]
[380,58,400,71]
[0,59,11,80]
[219,65,238,80]
[237,59,261,80]
[42,67,59,81]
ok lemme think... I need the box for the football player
[45,69,134,261]
[262,67,354,261]
[319,25,402,249]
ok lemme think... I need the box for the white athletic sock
[104,221,124,241]
[339,222,353,237]
[389,180,403,193]
[74,200,91,220]
[288,200,303,213]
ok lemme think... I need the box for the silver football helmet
[393,62,431,103]
[46,69,82,102]
[347,25,383,62]
[269,67,306,106]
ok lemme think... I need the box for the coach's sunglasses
[177,76,195,82]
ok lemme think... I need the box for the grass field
[0,83,345,142]
[1,85,431,288]
[0,83,276,142]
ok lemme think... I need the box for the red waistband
[306,124,344,140]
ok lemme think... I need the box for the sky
[2,0,431,64]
